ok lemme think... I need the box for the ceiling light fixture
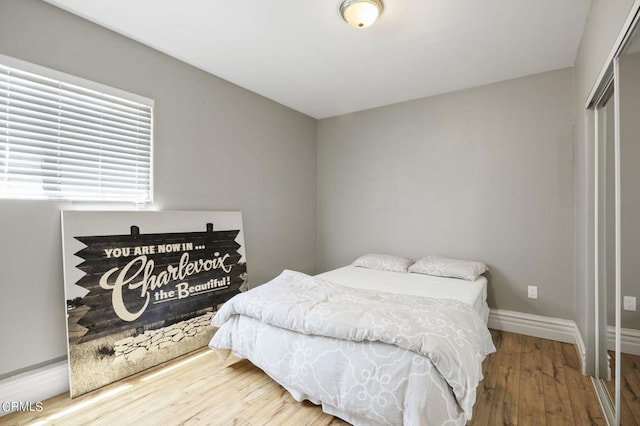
[340,0,383,29]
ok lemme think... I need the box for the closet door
[595,83,617,422]
[615,25,640,424]
[592,5,640,426]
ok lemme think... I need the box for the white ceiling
[43,0,592,119]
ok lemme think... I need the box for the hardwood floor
[469,330,605,425]
[605,351,640,425]
[3,330,604,425]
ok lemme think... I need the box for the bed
[209,258,495,425]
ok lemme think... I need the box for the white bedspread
[210,270,495,425]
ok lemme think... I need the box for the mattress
[316,265,489,323]
[210,269,496,425]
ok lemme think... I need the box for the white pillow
[409,255,488,281]
[352,253,413,273]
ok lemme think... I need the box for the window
[0,54,153,203]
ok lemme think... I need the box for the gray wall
[317,68,575,319]
[0,0,317,377]
[573,0,635,374]
[2,0,637,381]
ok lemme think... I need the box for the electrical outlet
[528,286,538,299]
[624,296,636,311]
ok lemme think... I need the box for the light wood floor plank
[621,352,640,424]
[488,330,521,425]
[561,342,607,425]
[540,338,576,425]
[518,335,546,425]
[468,329,503,425]
[602,359,638,426]
[2,330,604,426]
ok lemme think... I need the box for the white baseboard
[488,308,587,374]
[606,325,640,355]
[0,361,69,416]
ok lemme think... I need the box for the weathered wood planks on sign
[73,223,245,341]
[62,210,248,398]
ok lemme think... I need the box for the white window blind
[0,55,153,203]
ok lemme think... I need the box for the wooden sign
[61,211,247,397]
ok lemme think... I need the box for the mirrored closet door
[614,25,640,424]
[595,79,616,407]
[594,12,640,425]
